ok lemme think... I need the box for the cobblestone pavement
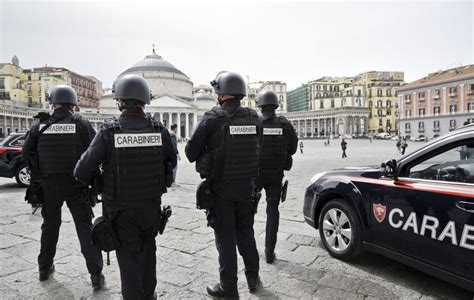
[1,139,473,299]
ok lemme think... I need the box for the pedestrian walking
[74,75,177,299]
[401,138,408,155]
[169,123,181,186]
[185,71,262,298]
[341,138,348,158]
[300,141,304,154]
[255,91,298,264]
[396,139,401,154]
[22,85,104,287]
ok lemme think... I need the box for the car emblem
[373,203,386,223]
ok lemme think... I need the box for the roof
[119,52,188,78]
[399,64,474,92]
[194,89,215,101]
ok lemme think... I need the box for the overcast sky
[1,0,472,90]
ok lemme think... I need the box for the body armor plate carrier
[102,117,165,202]
[259,116,288,175]
[210,107,260,181]
[37,115,85,175]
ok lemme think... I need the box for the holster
[284,154,293,171]
[91,205,120,252]
[251,189,262,214]
[196,180,215,210]
[157,205,172,235]
[25,179,43,205]
[281,180,289,203]
[195,152,212,179]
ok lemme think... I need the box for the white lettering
[437,221,458,246]
[420,215,439,239]
[263,128,283,135]
[460,224,474,250]
[40,124,76,134]
[114,133,162,148]
[402,212,419,234]
[388,208,404,228]
[229,126,257,135]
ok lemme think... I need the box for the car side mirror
[380,159,398,180]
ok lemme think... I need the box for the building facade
[287,84,308,112]
[398,65,474,139]
[241,81,287,113]
[355,71,404,134]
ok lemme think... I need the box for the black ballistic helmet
[210,71,246,97]
[113,74,152,104]
[257,90,279,108]
[48,85,78,105]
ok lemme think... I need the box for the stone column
[185,113,189,138]
[442,87,447,114]
[193,113,198,131]
[177,113,181,138]
[426,90,431,117]
[297,119,300,137]
[311,119,314,138]
[459,84,465,113]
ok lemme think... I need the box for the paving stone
[313,287,365,299]
[0,232,33,249]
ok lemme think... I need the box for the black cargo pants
[109,200,161,300]
[39,175,103,275]
[211,181,260,290]
[257,176,283,252]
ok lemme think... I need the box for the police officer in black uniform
[22,85,104,287]
[74,74,176,300]
[256,91,298,264]
[186,71,262,298]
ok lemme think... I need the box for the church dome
[119,52,188,78]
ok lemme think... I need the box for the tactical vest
[210,107,260,181]
[102,117,165,202]
[37,115,85,175]
[259,116,288,175]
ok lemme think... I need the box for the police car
[303,124,474,292]
[0,132,30,187]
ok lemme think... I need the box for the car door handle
[456,201,474,213]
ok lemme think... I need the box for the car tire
[318,198,363,260]
[15,164,30,187]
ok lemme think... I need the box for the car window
[408,141,474,184]
[9,136,25,147]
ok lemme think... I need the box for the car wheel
[15,164,30,187]
[318,198,363,260]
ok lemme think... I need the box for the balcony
[418,97,425,102]
[449,92,457,97]
[433,127,440,132]
[467,89,474,95]
[449,126,457,131]
[433,95,440,100]
[418,129,425,133]
[405,129,411,133]
[405,99,411,104]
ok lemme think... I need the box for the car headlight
[310,172,326,184]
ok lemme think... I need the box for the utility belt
[91,201,172,264]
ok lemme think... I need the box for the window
[405,95,411,102]
[379,119,383,126]
[357,90,361,97]
[405,123,411,130]
[406,141,474,183]
[387,89,392,97]
[377,100,383,108]
[405,109,411,117]
[386,120,391,128]
[434,89,440,99]
[330,99,335,108]
[418,122,424,130]
[386,100,391,108]
[387,109,391,115]
[377,89,382,97]
[418,92,425,99]
[377,109,382,117]
[449,87,457,96]
[450,104,457,114]
[279,95,283,101]
[0,78,4,89]
[320,101,324,109]
[468,102,474,112]
[369,101,373,108]
[433,106,441,115]
[450,119,456,129]
[418,108,425,116]
[433,120,440,129]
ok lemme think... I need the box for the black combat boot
[91,272,105,289]
[39,264,55,281]
[245,271,261,293]
[265,249,275,264]
[206,283,239,299]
